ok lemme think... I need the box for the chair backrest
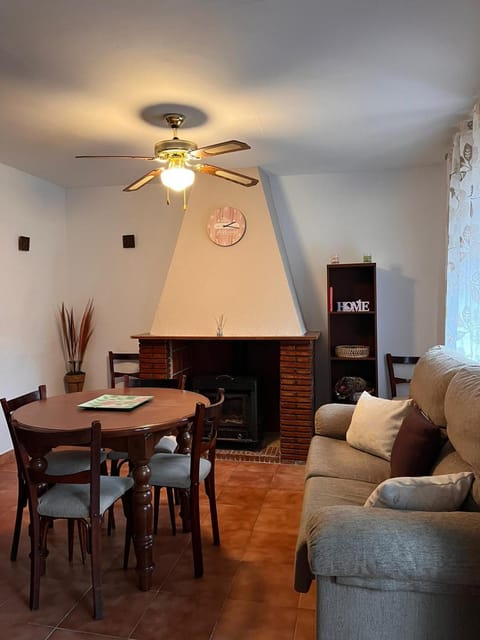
[1,385,47,474]
[108,351,139,388]
[123,374,187,390]
[12,419,102,519]
[189,388,225,485]
[385,353,420,398]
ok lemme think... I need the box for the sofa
[294,345,480,640]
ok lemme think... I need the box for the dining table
[11,386,209,591]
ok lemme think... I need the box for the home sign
[336,299,370,312]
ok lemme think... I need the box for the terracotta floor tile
[229,461,280,474]
[262,488,304,510]
[298,580,316,610]
[161,544,240,599]
[275,464,306,477]
[229,561,299,608]
[212,461,240,483]
[212,599,298,640]
[206,502,261,531]
[59,580,157,636]
[254,506,301,535]
[294,608,316,640]
[225,468,276,488]
[0,622,55,640]
[49,630,120,640]
[202,527,253,562]
[132,590,224,640]
[242,529,298,564]
[216,485,269,508]
[270,471,305,491]
[0,458,309,639]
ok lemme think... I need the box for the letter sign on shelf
[336,299,370,312]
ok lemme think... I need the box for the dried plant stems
[58,299,94,374]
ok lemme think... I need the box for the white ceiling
[1,0,480,189]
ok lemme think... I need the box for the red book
[328,287,333,312]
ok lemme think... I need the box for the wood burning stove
[192,374,259,447]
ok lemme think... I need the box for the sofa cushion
[294,475,376,592]
[390,406,445,477]
[346,392,413,461]
[445,365,480,510]
[410,345,469,426]
[306,435,390,485]
[364,472,474,511]
[431,440,473,477]
[314,403,355,439]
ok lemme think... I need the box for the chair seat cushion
[38,476,134,519]
[154,435,177,454]
[106,449,128,461]
[45,449,106,475]
[107,434,177,461]
[149,453,211,489]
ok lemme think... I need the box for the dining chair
[385,353,420,399]
[1,385,101,562]
[12,418,133,620]
[106,374,187,534]
[108,351,139,388]
[125,389,225,578]
[108,374,188,474]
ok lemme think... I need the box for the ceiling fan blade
[199,164,258,187]
[76,155,155,160]
[123,168,162,192]
[190,140,251,159]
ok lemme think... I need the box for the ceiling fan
[76,113,259,196]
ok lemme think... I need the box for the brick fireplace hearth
[132,333,319,463]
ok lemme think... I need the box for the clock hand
[223,222,240,228]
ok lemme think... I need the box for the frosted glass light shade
[160,167,195,192]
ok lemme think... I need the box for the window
[445,105,480,360]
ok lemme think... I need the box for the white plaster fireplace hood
[150,168,306,337]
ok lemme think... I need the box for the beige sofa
[295,346,480,640]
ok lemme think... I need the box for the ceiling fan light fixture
[160,154,195,192]
[160,166,195,192]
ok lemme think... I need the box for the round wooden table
[12,387,208,591]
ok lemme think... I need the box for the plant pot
[64,372,86,393]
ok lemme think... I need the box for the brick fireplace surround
[132,333,320,463]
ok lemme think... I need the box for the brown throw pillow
[390,406,444,477]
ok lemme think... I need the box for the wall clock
[207,206,247,247]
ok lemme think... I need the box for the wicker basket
[335,345,370,359]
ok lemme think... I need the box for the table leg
[176,419,192,454]
[131,460,154,590]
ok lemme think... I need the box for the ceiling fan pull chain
[166,186,170,206]
[183,189,188,212]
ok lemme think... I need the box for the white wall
[270,165,447,402]
[150,169,306,337]
[0,161,447,453]
[65,185,183,389]
[0,163,67,453]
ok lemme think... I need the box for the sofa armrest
[314,403,355,439]
[307,506,480,587]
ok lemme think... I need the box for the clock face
[207,206,246,247]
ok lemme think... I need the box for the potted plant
[58,299,94,392]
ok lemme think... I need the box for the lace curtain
[445,103,480,359]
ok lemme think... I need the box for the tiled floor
[0,458,315,639]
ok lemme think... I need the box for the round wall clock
[207,206,247,247]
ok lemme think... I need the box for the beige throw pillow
[364,472,474,511]
[346,392,413,461]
